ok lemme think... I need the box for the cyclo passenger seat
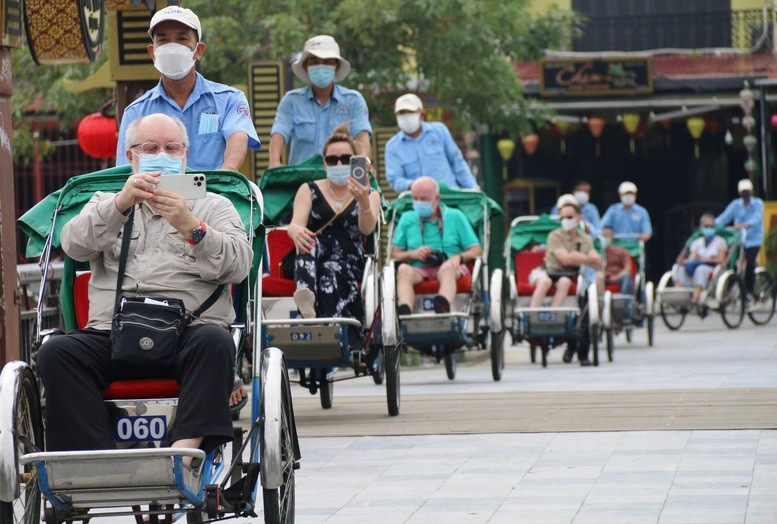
[514,251,579,296]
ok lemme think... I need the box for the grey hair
[124,114,189,152]
[699,212,715,226]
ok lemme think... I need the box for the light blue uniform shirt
[271,84,372,165]
[715,197,764,248]
[385,122,477,193]
[550,202,602,236]
[601,203,652,237]
[116,73,261,170]
[393,206,480,267]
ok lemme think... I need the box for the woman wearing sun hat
[269,35,372,167]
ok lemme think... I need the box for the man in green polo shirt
[391,177,482,314]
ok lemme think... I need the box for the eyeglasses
[130,142,188,157]
[324,154,352,166]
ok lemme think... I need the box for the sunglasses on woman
[324,154,353,166]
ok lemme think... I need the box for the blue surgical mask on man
[702,226,716,239]
[308,65,336,88]
[326,165,351,186]
[413,201,434,218]
[137,152,184,176]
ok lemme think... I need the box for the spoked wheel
[541,344,548,368]
[644,282,655,347]
[719,274,745,329]
[490,329,505,381]
[259,348,298,524]
[0,364,44,524]
[659,279,687,331]
[384,343,401,416]
[444,351,457,380]
[319,378,333,409]
[747,270,776,325]
[371,347,385,385]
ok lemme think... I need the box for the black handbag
[109,207,223,378]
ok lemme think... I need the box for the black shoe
[433,295,450,314]
[563,347,574,363]
[397,303,412,316]
[579,359,592,367]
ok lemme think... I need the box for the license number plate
[537,312,558,323]
[114,415,168,442]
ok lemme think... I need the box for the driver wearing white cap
[269,35,372,167]
[601,181,653,242]
[115,5,260,172]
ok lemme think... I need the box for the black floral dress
[294,182,367,326]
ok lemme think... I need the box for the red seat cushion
[74,273,91,329]
[513,251,578,296]
[101,379,180,400]
[267,228,295,279]
[263,275,296,297]
[414,275,472,295]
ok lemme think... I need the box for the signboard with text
[539,57,653,97]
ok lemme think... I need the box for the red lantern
[587,116,605,138]
[77,113,118,159]
[521,133,540,155]
[771,114,777,130]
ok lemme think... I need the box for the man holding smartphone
[385,94,477,193]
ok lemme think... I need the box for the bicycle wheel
[0,365,43,524]
[262,379,296,524]
[444,351,457,380]
[719,274,745,329]
[747,270,776,325]
[384,343,401,417]
[490,329,505,382]
[659,277,687,331]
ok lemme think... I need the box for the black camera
[425,250,448,267]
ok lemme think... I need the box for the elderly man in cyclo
[530,195,602,366]
[37,113,252,456]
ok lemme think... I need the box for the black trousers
[38,325,234,453]
[743,246,760,295]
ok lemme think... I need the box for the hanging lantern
[739,82,755,115]
[550,121,575,153]
[588,116,605,156]
[742,115,756,132]
[77,113,117,159]
[743,134,757,152]
[496,138,516,181]
[771,114,777,130]
[521,133,540,155]
[744,158,758,174]
[622,113,640,154]
[686,116,705,158]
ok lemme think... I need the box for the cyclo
[1,168,299,523]
[257,158,400,416]
[382,186,506,381]
[492,214,600,367]
[599,233,656,357]
[656,227,775,329]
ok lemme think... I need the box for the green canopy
[682,226,742,269]
[259,154,387,226]
[386,184,502,243]
[18,166,262,258]
[508,214,560,253]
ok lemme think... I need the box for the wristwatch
[186,221,207,245]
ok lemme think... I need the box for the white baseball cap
[556,193,581,212]
[618,181,638,195]
[291,35,351,83]
[149,6,202,42]
[738,178,754,193]
[394,93,424,113]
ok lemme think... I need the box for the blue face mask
[413,201,434,218]
[137,152,184,176]
[702,227,716,238]
[326,165,351,186]
[308,65,336,88]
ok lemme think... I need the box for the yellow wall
[527,0,572,15]
[732,0,767,11]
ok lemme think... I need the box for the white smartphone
[155,174,207,200]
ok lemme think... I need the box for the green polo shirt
[394,206,480,267]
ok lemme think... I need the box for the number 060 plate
[114,415,168,442]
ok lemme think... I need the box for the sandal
[230,377,248,415]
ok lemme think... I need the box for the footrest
[21,448,205,510]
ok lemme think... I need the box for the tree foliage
[11,0,583,161]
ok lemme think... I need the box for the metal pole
[759,85,769,197]
[0,47,21,365]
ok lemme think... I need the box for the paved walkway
[285,317,777,522]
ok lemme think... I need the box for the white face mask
[154,43,196,80]
[397,113,421,135]
[620,194,636,206]
[573,191,589,205]
[561,217,578,232]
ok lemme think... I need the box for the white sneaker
[294,287,316,318]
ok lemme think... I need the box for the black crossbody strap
[113,205,225,321]
[114,206,136,309]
